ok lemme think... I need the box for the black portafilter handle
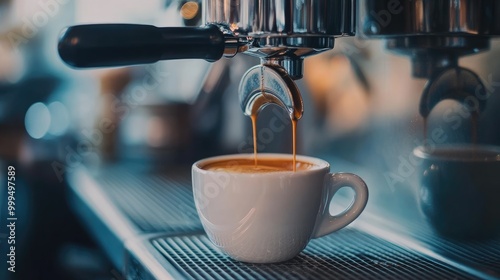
[58,24,225,68]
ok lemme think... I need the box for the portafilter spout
[239,63,303,121]
[419,66,488,119]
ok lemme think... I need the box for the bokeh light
[48,101,70,136]
[25,102,51,139]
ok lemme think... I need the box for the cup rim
[193,153,330,176]
[413,144,500,162]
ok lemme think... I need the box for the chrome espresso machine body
[360,0,500,119]
[58,0,500,121]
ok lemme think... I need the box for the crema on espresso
[203,158,315,173]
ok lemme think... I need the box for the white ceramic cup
[192,153,369,263]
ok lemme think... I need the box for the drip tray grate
[401,222,500,274]
[373,212,500,276]
[152,228,475,279]
[92,166,202,233]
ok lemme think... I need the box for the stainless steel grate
[93,165,202,233]
[152,229,475,280]
[391,219,500,276]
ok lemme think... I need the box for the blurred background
[1,0,500,279]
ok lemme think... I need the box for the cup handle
[312,173,369,238]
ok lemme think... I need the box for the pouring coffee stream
[239,63,304,171]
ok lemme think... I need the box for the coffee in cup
[192,153,369,263]
[413,144,500,239]
[203,158,315,173]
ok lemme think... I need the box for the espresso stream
[204,113,301,173]
[251,113,298,171]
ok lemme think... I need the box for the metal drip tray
[67,164,203,268]
[383,217,500,276]
[127,229,474,280]
[427,237,500,273]
[92,166,201,233]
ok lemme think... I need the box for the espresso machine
[360,0,500,121]
[58,0,356,123]
[57,1,500,279]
